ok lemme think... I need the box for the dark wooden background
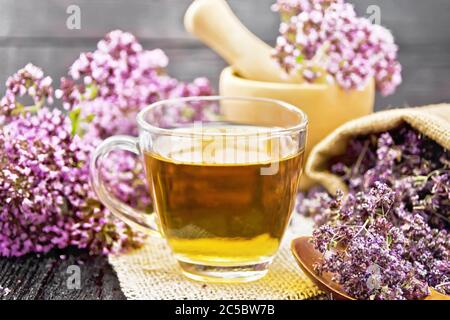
[1,0,450,109]
[0,0,449,300]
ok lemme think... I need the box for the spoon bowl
[291,236,450,300]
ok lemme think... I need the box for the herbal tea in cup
[90,96,307,283]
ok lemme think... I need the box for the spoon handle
[184,0,298,83]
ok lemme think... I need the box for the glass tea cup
[90,96,308,283]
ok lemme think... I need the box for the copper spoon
[291,236,450,300]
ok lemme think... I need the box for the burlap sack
[306,104,450,194]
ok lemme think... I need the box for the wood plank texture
[1,0,450,108]
[1,44,449,110]
[1,0,450,45]
[0,248,125,300]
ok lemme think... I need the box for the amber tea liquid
[144,125,303,267]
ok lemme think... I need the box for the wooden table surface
[0,248,331,300]
[0,248,125,300]
[0,0,449,300]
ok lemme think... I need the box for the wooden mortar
[186,0,375,189]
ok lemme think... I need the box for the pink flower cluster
[0,107,141,256]
[0,63,54,123]
[58,30,213,137]
[272,0,402,95]
[0,30,214,257]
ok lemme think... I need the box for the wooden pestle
[184,0,302,83]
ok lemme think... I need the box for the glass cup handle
[89,135,161,237]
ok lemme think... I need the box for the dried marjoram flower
[297,125,449,299]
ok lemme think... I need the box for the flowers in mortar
[0,30,214,257]
[272,0,402,95]
[297,125,449,299]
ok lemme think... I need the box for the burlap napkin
[306,104,450,194]
[108,215,322,300]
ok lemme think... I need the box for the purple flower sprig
[0,106,144,256]
[57,30,214,138]
[0,65,145,256]
[0,63,54,123]
[272,0,402,95]
[297,125,449,299]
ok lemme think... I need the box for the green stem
[11,98,45,116]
